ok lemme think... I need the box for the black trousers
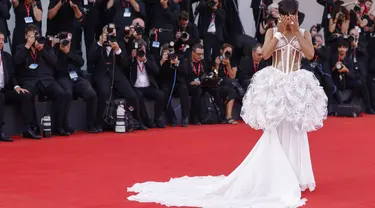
[57,77,98,128]
[188,85,223,122]
[203,33,221,64]
[22,81,70,130]
[94,73,142,126]
[0,89,34,133]
[161,83,190,121]
[218,84,237,102]
[134,86,164,121]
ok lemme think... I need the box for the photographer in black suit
[174,11,200,57]
[129,43,165,128]
[88,24,147,131]
[54,32,99,133]
[14,24,70,136]
[186,43,223,125]
[158,42,189,127]
[0,32,33,141]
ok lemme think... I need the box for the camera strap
[191,62,201,76]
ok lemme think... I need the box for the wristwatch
[273,32,282,40]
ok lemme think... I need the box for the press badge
[29,63,38,70]
[327,14,331,19]
[24,17,33,23]
[152,41,160,48]
[69,71,79,81]
[124,8,131,17]
[83,0,88,5]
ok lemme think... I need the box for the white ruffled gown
[127,28,328,208]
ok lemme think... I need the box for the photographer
[186,43,223,125]
[258,3,279,44]
[212,44,238,124]
[47,0,83,52]
[196,0,226,64]
[174,11,200,57]
[106,0,146,40]
[330,38,375,113]
[123,20,147,54]
[14,24,71,136]
[146,0,179,58]
[329,6,350,36]
[11,0,43,54]
[0,32,34,141]
[54,32,99,133]
[158,42,189,127]
[129,43,165,128]
[88,24,147,131]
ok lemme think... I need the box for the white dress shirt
[134,61,150,88]
[0,54,4,89]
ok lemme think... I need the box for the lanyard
[210,13,216,23]
[24,1,31,17]
[137,62,145,72]
[121,0,130,8]
[314,55,319,62]
[154,28,159,41]
[192,62,201,76]
[30,51,37,63]
[253,62,259,73]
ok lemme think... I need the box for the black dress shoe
[0,133,13,142]
[155,117,165,128]
[366,108,375,114]
[64,127,76,134]
[87,126,99,133]
[53,128,71,136]
[146,120,156,128]
[181,117,189,127]
[138,123,148,130]
[96,126,104,133]
[22,128,42,140]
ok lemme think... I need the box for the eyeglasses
[194,52,204,56]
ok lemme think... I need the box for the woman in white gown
[127,0,328,207]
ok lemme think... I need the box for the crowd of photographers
[0,0,252,142]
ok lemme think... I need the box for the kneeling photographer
[212,44,239,124]
[158,42,190,127]
[53,32,99,133]
[330,37,375,114]
[88,24,147,131]
[186,43,223,125]
[129,42,165,128]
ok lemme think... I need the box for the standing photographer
[174,11,199,58]
[212,43,238,124]
[257,3,278,44]
[88,25,147,131]
[158,42,189,127]
[11,0,43,54]
[54,32,99,133]
[129,43,165,128]
[196,0,226,64]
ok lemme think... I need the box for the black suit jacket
[1,50,18,90]
[129,54,160,89]
[88,42,129,82]
[196,2,226,41]
[238,56,268,81]
[55,49,85,79]
[0,0,11,41]
[13,45,57,88]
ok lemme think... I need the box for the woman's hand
[277,16,287,34]
[290,16,300,35]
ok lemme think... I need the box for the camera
[133,42,145,58]
[337,12,345,21]
[34,32,46,44]
[50,32,72,47]
[336,63,343,70]
[107,34,117,42]
[221,51,231,60]
[167,41,177,60]
[206,0,216,8]
[134,23,144,36]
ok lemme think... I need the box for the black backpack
[200,92,223,124]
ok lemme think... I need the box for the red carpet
[0,117,374,208]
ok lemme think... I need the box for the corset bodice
[272,28,305,73]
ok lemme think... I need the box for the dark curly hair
[278,0,299,16]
